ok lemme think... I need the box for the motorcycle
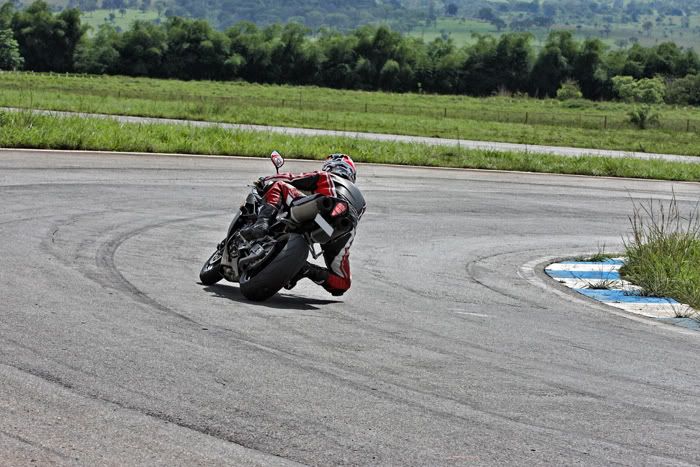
[199,151,361,301]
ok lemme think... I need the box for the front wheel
[199,248,223,285]
[239,234,309,301]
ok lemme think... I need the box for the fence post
[444,107,447,118]
[688,119,691,132]
[281,99,285,108]
[524,112,529,124]
[365,103,368,112]
[604,115,607,130]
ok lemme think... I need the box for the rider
[241,153,365,297]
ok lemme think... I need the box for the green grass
[621,194,700,316]
[81,9,161,33]
[409,18,500,45]
[1,72,699,156]
[574,243,617,262]
[2,110,700,183]
[410,15,700,51]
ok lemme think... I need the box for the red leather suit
[261,171,358,295]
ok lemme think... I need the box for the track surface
[1,150,699,466]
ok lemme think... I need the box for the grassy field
[410,18,500,45]
[409,16,700,51]
[1,72,699,157]
[81,9,161,33]
[2,110,700,182]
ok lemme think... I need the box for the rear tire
[239,234,309,301]
[199,249,223,285]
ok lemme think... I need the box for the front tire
[199,249,223,285]
[239,234,309,301]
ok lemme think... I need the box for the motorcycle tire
[239,234,309,301]
[199,248,224,285]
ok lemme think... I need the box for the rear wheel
[199,248,223,285]
[239,234,309,301]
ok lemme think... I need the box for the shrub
[621,193,700,314]
[665,74,700,106]
[627,105,660,130]
[612,76,665,104]
[556,80,583,100]
[612,76,665,129]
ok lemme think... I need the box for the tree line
[1,1,700,105]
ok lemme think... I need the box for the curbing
[545,258,700,331]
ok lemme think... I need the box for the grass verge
[2,111,700,182]
[1,72,700,156]
[621,194,700,317]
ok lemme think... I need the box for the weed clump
[621,193,700,316]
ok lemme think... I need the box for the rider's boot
[285,262,329,289]
[241,204,278,240]
[305,263,329,284]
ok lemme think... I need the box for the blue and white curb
[545,258,698,322]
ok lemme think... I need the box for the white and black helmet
[322,153,356,183]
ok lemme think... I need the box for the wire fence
[2,74,700,134]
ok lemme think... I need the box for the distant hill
[40,0,423,30]
[174,0,423,30]
[31,0,700,51]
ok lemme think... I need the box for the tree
[161,18,232,80]
[445,3,458,17]
[424,36,464,93]
[379,58,400,90]
[316,29,359,89]
[116,20,167,76]
[530,31,579,97]
[666,74,700,105]
[0,27,22,70]
[227,21,277,83]
[0,2,14,29]
[11,1,86,72]
[74,23,119,74]
[476,7,497,22]
[462,33,533,96]
[268,22,319,85]
[642,20,653,37]
[573,38,608,99]
[494,33,534,93]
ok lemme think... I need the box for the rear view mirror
[270,151,284,173]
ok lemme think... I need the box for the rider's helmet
[322,153,356,183]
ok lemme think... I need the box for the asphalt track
[1,149,699,466]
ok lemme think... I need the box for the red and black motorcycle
[199,152,363,301]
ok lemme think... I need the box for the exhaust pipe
[289,196,333,223]
[334,217,352,233]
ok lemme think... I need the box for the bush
[612,76,665,129]
[666,74,700,106]
[556,80,583,100]
[627,105,660,130]
[612,76,666,104]
[621,193,700,315]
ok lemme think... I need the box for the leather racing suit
[258,170,365,296]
